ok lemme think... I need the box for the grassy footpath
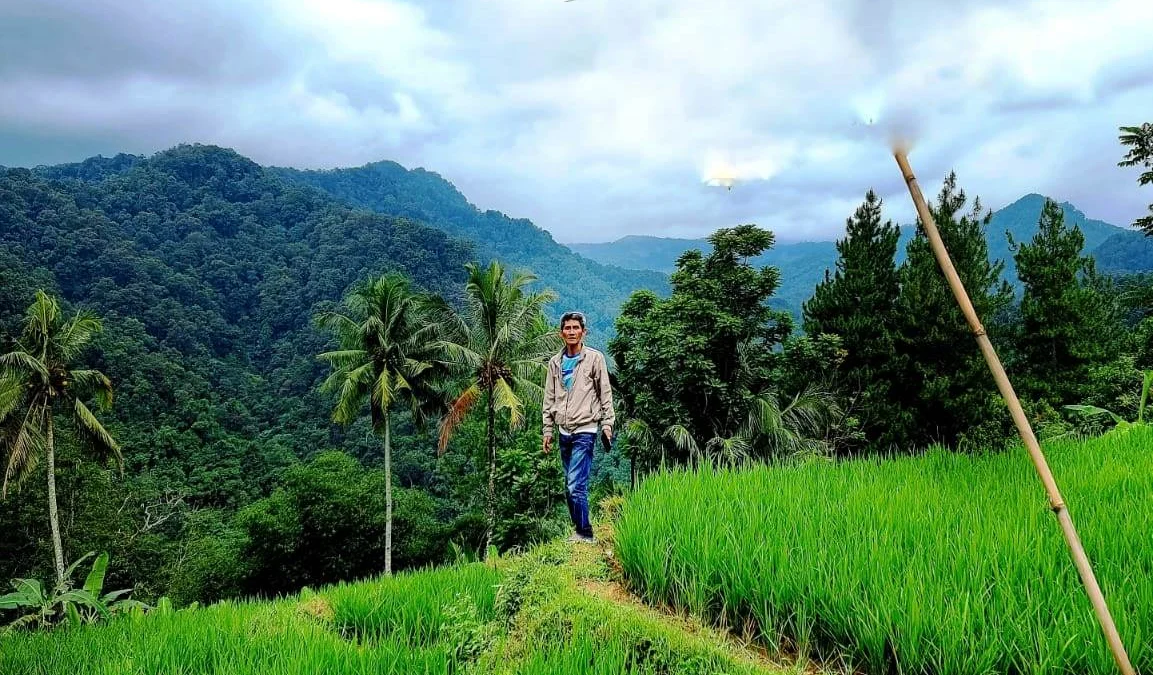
[615,426,1153,675]
[0,533,792,674]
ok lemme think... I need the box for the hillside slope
[0,535,791,675]
[273,161,670,338]
[0,144,474,509]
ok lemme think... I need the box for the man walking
[542,311,614,544]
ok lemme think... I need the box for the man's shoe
[566,533,584,543]
[577,533,597,544]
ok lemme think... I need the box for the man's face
[561,319,585,349]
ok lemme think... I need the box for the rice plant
[615,427,1153,675]
[0,562,501,675]
[325,562,501,645]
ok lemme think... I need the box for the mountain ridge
[271,160,670,340]
[569,193,1152,317]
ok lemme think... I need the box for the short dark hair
[559,311,586,329]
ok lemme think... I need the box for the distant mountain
[571,194,1152,319]
[980,193,1134,281]
[273,161,669,341]
[569,235,710,275]
[1092,230,1153,275]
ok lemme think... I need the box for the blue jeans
[559,432,595,537]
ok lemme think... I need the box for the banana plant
[65,552,149,624]
[0,553,98,630]
[0,552,148,630]
[1064,370,1153,436]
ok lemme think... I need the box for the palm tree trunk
[46,411,65,588]
[485,390,496,555]
[384,412,393,575]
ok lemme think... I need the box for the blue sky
[1,0,1150,242]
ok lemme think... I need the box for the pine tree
[895,172,1014,449]
[1011,198,1120,407]
[803,190,910,452]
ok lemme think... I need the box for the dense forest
[0,144,628,606]
[272,161,669,341]
[1,124,1151,615]
[611,175,1153,468]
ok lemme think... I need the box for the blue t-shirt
[561,351,582,390]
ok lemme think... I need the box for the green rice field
[0,542,782,674]
[615,426,1153,675]
[0,564,502,675]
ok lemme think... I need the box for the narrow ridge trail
[572,522,844,675]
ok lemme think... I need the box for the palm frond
[317,349,370,371]
[438,383,480,454]
[372,368,394,411]
[492,378,525,429]
[781,388,833,437]
[24,291,61,352]
[73,399,122,473]
[331,363,375,425]
[313,311,363,347]
[624,418,655,448]
[68,370,114,410]
[401,358,433,380]
[0,351,48,381]
[3,403,46,497]
[508,355,549,377]
[0,375,27,426]
[421,295,469,343]
[705,435,751,467]
[57,311,103,361]
[746,393,786,437]
[745,391,811,457]
[664,424,699,458]
[431,340,484,373]
[509,376,545,408]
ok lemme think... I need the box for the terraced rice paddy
[0,543,784,674]
[615,427,1153,675]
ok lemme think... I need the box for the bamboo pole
[893,150,1136,675]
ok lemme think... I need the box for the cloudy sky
[1,0,1150,243]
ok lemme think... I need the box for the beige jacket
[542,346,615,439]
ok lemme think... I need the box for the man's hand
[542,435,552,454]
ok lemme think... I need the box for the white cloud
[0,0,1150,241]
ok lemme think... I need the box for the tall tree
[610,224,798,465]
[315,273,443,575]
[433,261,559,553]
[1011,198,1120,407]
[895,172,1014,449]
[0,291,121,587]
[803,190,910,451]
[1118,123,1153,234]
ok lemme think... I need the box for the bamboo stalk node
[972,326,987,337]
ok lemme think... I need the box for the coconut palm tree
[432,261,560,553]
[315,272,443,575]
[1118,123,1153,233]
[0,291,121,588]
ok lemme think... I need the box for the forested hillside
[0,144,504,597]
[272,161,669,338]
